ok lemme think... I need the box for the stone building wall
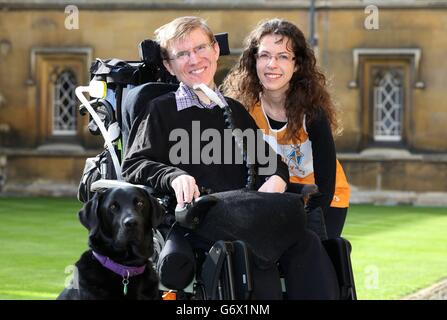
[0,0,446,194]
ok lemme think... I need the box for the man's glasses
[255,52,296,64]
[169,42,215,62]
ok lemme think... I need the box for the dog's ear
[141,188,165,228]
[78,192,101,232]
[79,191,115,252]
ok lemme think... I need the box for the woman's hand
[258,175,287,193]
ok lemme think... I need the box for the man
[122,16,289,207]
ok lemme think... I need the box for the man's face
[163,28,220,88]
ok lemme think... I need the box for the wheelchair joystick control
[174,195,219,230]
[175,202,196,229]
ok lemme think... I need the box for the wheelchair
[76,34,356,300]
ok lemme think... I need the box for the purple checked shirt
[175,82,228,111]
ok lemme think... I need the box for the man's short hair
[154,16,215,60]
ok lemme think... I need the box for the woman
[223,18,350,238]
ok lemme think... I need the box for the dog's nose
[123,216,138,229]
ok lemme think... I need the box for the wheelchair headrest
[139,32,230,64]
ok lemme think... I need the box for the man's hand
[171,174,200,208]
[258,175,287,193]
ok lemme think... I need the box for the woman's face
[256,34,297,96]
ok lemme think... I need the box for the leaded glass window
[373,69,403,141]
[53,70,77,135]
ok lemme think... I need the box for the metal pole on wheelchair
[76,80,123,180]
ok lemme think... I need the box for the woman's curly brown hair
[221,18,339,142]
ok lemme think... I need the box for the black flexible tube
[220,106,257,190]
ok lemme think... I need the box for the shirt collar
[175,82,228,111]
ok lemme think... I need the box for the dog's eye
[136,201,144,208]
[110,202,119,210]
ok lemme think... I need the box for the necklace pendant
[123,283,128,296]
[122,271,130,296]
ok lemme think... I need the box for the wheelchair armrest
[90,179,151,192]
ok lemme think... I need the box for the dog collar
[92,251,146,278]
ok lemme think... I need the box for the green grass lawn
[343,204,447,299]
[0,197,86,300]
[0,197,446,300]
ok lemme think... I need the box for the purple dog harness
[92,251,146,295]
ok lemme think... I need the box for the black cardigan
[122,92,289,195]
[305,113,337,213]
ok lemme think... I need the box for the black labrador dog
[58,186,164,300]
